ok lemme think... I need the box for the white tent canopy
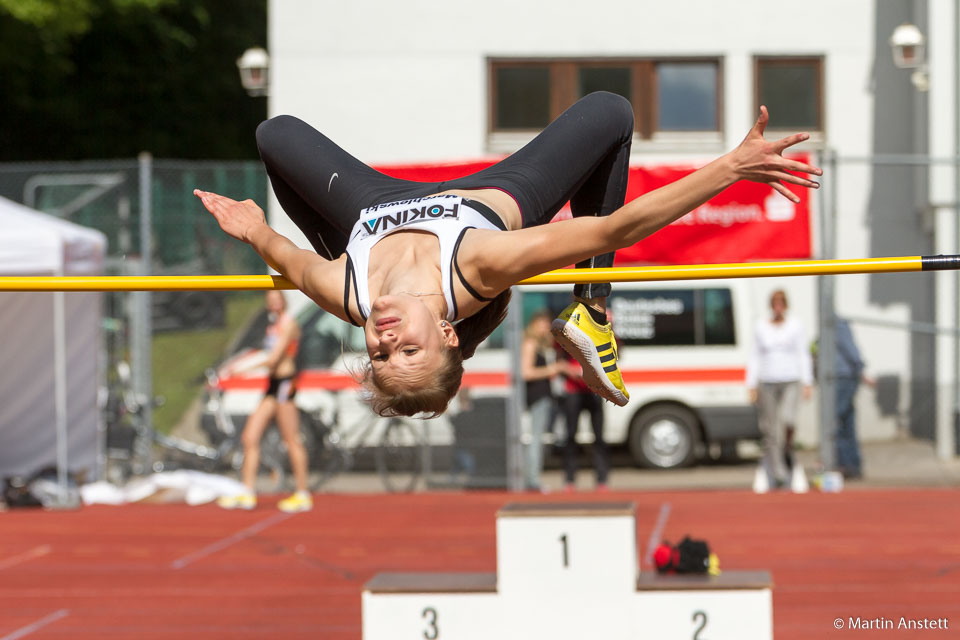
[0,195,106,481]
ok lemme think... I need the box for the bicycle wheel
[376,419,423,493]
[310,421,349,489]
[258,429,287,492]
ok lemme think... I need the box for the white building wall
[270,0,875,160]
[267,0,957,450]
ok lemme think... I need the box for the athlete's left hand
[729,106,822,202]
[194,189,268,243]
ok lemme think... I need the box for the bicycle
[104,364,288,491]
[307,390,427,493]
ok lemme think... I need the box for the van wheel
[628,405,699,469]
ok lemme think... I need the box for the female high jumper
[196,91,820,417]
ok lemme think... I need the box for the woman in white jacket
[746,289,813,488]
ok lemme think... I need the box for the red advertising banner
[378,155,812,265]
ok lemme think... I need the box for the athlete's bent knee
[582,91,634,138]
[256,114,305,157]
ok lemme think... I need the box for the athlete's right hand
[194,189,268,243]
[729,106,821,203]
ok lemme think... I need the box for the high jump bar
[2,255,959,292]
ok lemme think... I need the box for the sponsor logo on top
[360,194,460,236]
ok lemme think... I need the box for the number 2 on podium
[692,610,708,640]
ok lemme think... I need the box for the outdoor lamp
[889,23,928,91]
[237,47,270,97]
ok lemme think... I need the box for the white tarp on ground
[80,471,250,505]
[0,195,106,478]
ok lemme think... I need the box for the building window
[494,66,551,129]
[489,58,721,138]
[755,56,823,131]
[657,62,718,132]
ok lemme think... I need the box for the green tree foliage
[0,0,266,160]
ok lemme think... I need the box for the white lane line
[0,546,51,571]
[643,502,672,567]
[0,609,69,640]
[170,511,294,570]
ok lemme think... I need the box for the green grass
[151,293,263,434]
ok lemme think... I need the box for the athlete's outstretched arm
[194,189,348,319]
[475,107,821,292]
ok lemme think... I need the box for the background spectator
[746,289,813,488]
[521,310,563,492]
[835,317,874,479]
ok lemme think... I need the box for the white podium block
[363,503,774,640]
[632,572,774,640]
[496,502,637,596]
[362,573,500,640]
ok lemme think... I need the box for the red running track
[0,488,958,639]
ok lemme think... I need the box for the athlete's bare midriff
[435,188,522,231]
[273,352,297,379]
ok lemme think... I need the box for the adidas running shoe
[551,301,629,406]
[278,491,313,513]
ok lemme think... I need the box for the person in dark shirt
[522,310,565,491]
[834,318,872,479]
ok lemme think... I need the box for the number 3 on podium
[422,606,438,639]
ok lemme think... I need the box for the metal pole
[817,150,838,471]
[135,152,154,470]
[952,0,960,459]
[504,288,525,492]
[53,282,70,504]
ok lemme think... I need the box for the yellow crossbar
[0,255,956,292]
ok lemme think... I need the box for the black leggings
[255,91,634,299]
[562,390,609,484]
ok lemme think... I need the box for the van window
[702,288,736,345]
[518,287,735,348]
[296,307,366,368]
[611,289,694,345]
[475,290,577,352]
[609,288,735,347]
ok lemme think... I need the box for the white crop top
[342,194,507,326]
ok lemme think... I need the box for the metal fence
[0,157,268,275]
[1,157,271,482]
[0,157,521,489]
[5,151,957,490]
[816,151,960,465]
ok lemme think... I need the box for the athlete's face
[365,295,459,387]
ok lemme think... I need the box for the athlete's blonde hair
[357,348,463,418]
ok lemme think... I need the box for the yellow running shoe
[551,301,629,406]
[278,491,313,513]
[217,492,256,510]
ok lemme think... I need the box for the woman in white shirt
[746,289,813,487]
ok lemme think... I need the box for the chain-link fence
[1,158,268,275]
[0,158,521,489]
[1,158,271,482]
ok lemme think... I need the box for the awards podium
[363,502,772,639]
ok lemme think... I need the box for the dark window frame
[753,55,825,133]
[488,57,724,138]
